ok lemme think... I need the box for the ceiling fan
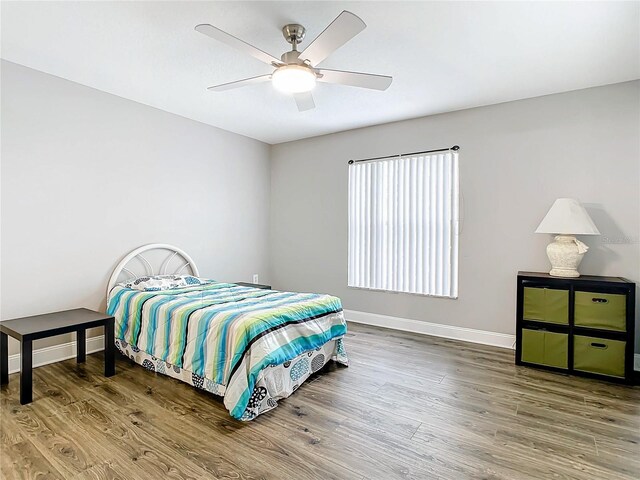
[195,11,392,112]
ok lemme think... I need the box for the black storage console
[516,271,635,384]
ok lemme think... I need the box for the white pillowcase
[122,275,212,291]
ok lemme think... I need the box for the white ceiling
[2,1,638,144]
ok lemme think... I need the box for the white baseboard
[7,335,105,374]
[345,309,516,350]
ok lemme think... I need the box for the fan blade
[298,11,366,66]
[207,74,271,92]
[318,69,392,91]
[195,24,282,66]
[293,92,315,111]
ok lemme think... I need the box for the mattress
[107,282,348,420]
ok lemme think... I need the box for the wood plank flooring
[1,322,638,479]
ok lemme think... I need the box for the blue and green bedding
[107,282,348,420]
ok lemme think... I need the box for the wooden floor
[1,323,639,480]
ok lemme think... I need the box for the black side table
[0,308,115,404]
[234,282,272,290]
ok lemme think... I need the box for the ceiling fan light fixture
[272,65,317,94]
[197,11,392,111]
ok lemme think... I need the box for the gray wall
[1,61,271,355]
[270,81,640,349]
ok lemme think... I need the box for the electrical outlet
[252,274,259,284]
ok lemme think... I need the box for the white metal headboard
[107,243,200,296]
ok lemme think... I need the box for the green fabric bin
[574,335,626,378]
[523,287,568,324]
[521,329,568,369]
[574,291,626,332]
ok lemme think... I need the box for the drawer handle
[591,297,609,304]
[590,342,608,349]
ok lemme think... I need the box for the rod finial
[348,160,354,165]
[451,145,460,151]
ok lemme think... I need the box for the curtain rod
[348,145,460,165]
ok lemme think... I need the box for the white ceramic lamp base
[546,234,589,278]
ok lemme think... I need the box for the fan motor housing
[281,50,303,64]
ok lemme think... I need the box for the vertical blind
[348,151,459,298]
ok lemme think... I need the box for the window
[348,150,459,298]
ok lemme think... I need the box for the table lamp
[535,198,600,277]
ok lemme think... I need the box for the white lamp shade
[535,198,600,235]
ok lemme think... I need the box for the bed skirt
[115,337,348,421]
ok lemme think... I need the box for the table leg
[104,319,115,377]
[77,329,86,363]
[20,338,32,404]
[1,333,8,385]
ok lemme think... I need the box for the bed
[106,244,348,421]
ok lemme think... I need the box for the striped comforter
[107,282,347,419]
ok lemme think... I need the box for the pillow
[122,275,212,292]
